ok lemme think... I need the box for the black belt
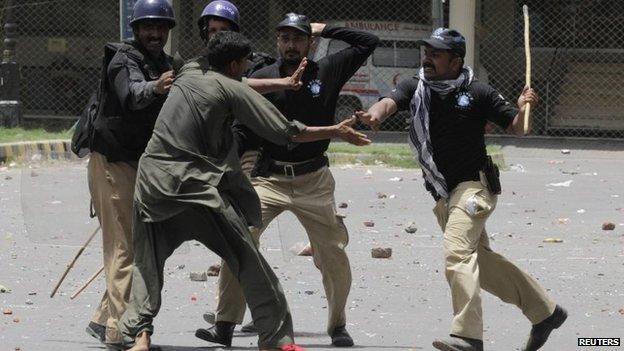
[268,155,328,177]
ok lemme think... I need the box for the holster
[483,155,501,195]
[250,149,271,178]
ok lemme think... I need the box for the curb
[0,139,74,163]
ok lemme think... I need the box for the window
[373,40,419,68]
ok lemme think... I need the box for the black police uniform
[386,77,557,343]
[91,40,173,162]
[387,78,517,195]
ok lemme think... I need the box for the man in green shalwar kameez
[117,31,370,351]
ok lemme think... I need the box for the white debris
[509,164,526,173]
[546,180,573,187]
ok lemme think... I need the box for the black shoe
[195,321,235,347]
[522,305,568,351]
[86,322,106,343]
[203,312,216,325]
[331,325,354,347]
[240,320,257,333]
[433,335,484,351]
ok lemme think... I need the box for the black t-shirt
[241,25,379,162]
[387,77,518,193]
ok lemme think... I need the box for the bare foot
[127,331,150,351]
[298,243,313,257]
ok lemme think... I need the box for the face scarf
[408,66,474,199]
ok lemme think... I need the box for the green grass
[328,143,501,155]
[0,128,504,169]
[328,143,414,157]
[0,127,71,143]
[328,142,503,169]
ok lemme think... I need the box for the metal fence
[175,0,436,131]
[0,0,118,120]
[479,0,624,137]
[1,0,623,137]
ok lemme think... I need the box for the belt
[268,155,328,177]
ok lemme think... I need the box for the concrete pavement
[1,141,623,350]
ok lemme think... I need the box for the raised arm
[226,79,370,146]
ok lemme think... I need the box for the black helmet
[130,0,176,28]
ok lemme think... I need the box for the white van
[313,21,431,129]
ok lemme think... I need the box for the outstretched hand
[286,58,308,91]
[354,110,382,132]
[336,116,371,146]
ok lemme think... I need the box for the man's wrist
[313,23,328,36]
[330,124,341,138]
[281,77,292,89]
[148,81,161,95]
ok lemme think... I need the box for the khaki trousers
[118,203,294,349]
[87,152,136,344]
[216,166,351,335]
[433,179,556,340]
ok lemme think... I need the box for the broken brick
[207,264,221,277]
[190,272,207,281]
[371,247,392,259]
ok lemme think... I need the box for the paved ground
[1,140,623,351]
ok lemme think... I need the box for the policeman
[84,0,175,346]
[356,28,567,351]
[117,30,369,351]
[191,0,303,93]
[193,0,307,176]
[197,13,379,348]
[197,0,274,75]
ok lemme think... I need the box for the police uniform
[386,75,556,341]
[215,23,379,337]
[87,38,172,344]
[117,57,306,349]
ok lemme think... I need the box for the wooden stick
[70,265,104,300]
[50,225,101,298]
[523,5,531,134]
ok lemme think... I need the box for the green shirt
[134,57,305,224]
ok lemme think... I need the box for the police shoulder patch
[455,91,473,110]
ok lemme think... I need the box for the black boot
[331,325,354,347]
[195,321,236,347]
[522,305,568,351]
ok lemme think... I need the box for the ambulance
[313,21,431,130]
